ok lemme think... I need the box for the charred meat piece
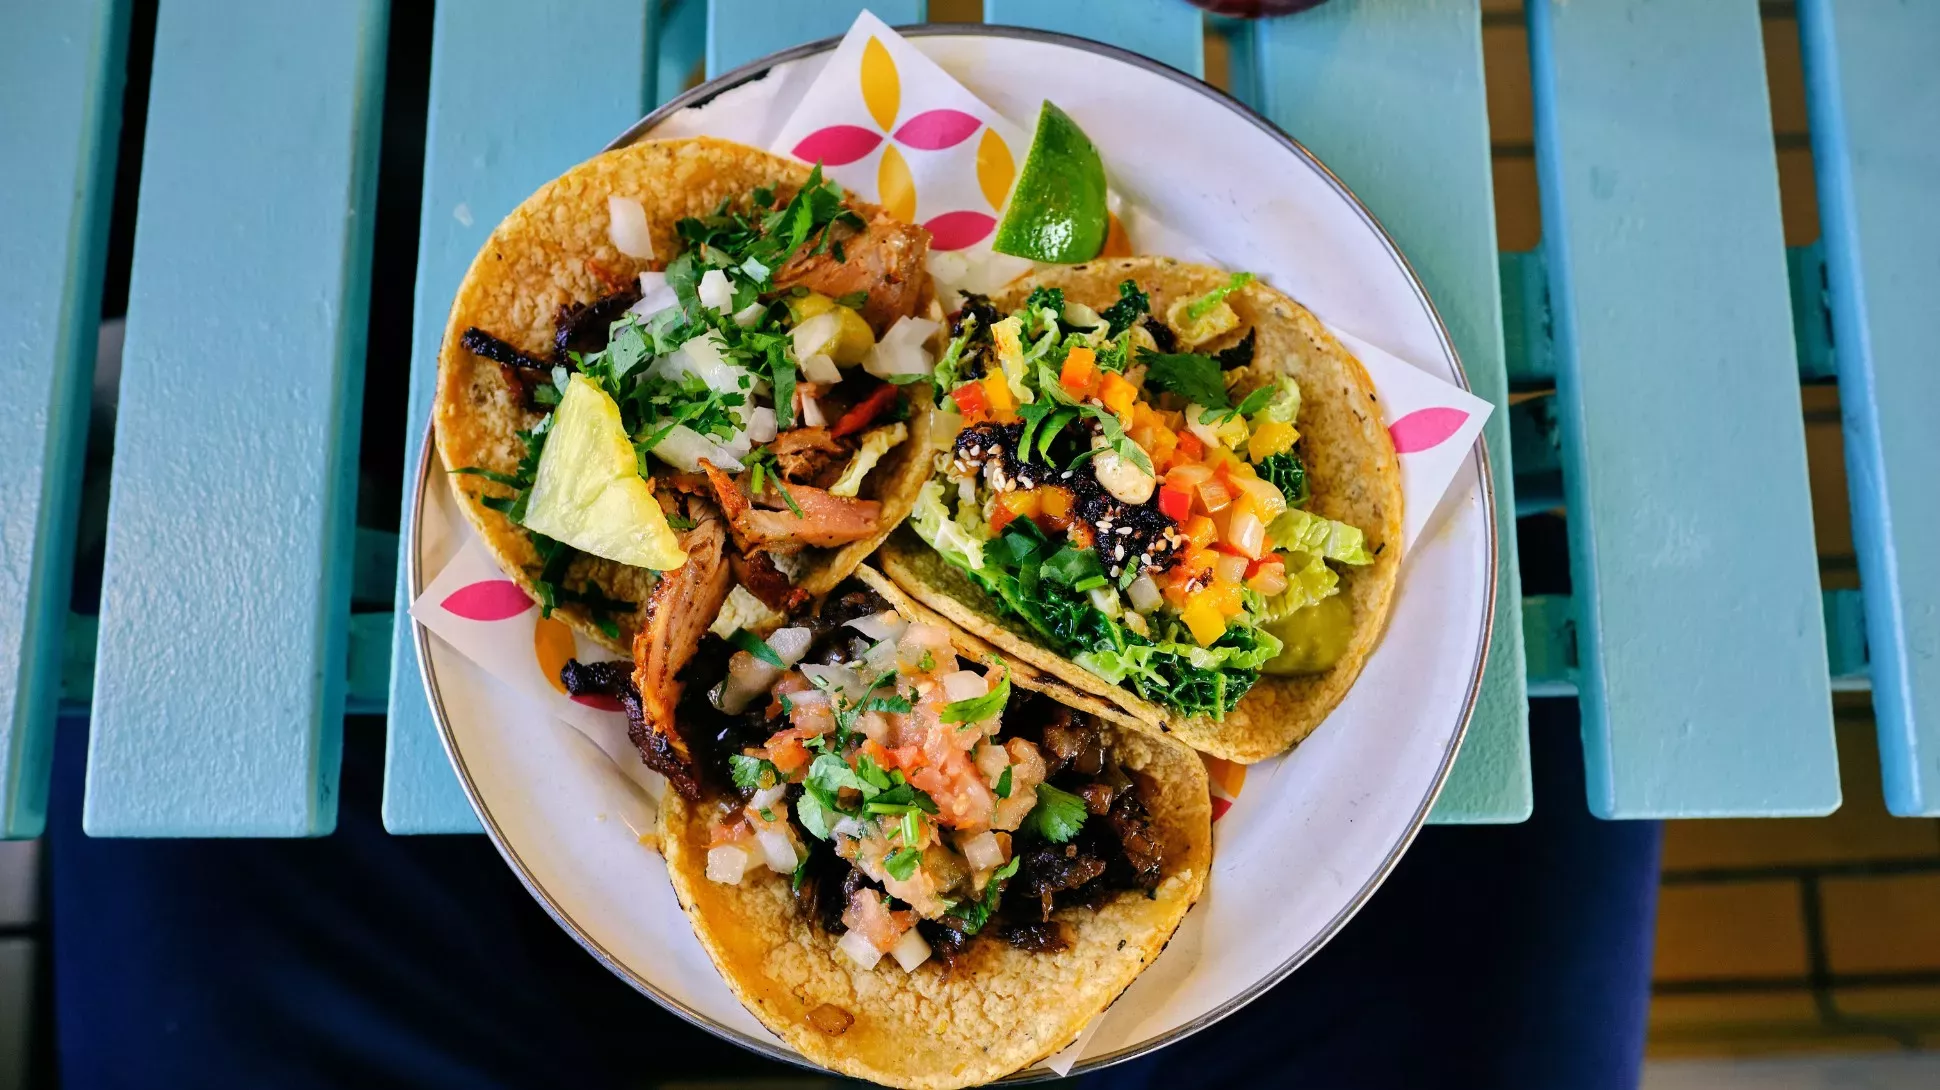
[732,551,810,615]
[559,659,702,801]
[995,921,1070,954]
[1038,705,1102,777]
[553,288,642,360]
[1099,783,1166,891]
[770,426,852,488]
[773,209,931,334]
[701,461,883,552]
[461,327,552,373]
[629,509,733,798]
[1014,843,1108,922]
[1142,316,1179,354]
[920,920,975,973]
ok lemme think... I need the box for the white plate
[413,26,1496,1079]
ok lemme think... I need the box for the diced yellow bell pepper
[1248,419,1299,461]
[982,371,1016,416]
[1098,371,1138,422]
[1181,597,1228,646]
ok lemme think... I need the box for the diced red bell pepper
[1175,430,1205,462]
[1157,484,1192,522]
[951,379,989,418]
[832,382,901,438]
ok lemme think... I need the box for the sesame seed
[1116,525,1134,535]
[1114,544,1126,560]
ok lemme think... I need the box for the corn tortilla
[434,136,935,652]
[659,566,1210,1090]
[882,257,1402,762]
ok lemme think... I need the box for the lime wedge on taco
[992,101,1108,264]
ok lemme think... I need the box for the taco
[434,136,941,651]
[562,566,1208,1089]
[879,256,1402,763]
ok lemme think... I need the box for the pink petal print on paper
[1210,797,1233,822]
[893,109,982,150]
[1388,407,1470,454]
[441,580,533,622]
[791,125,883,167]
[922,210,996,251]
[570,693,626,713]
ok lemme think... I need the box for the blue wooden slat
[706,0,925,76]
[0,0,129,839]
[383,0,655,834]
[1799,0,1940,815]
[983,0,1205,79]
[1257,0,1530,822]
[657,0,708,106]
[1527,0,1839,817]
[85,0,389,836]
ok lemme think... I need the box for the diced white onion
[638,270,667,294]
[751,784,789,812]
[838,928,885,970]
[607,195,654,259]
[714,653,782,714]
[698,268,734,312]
[897,622,955,672]
[801,662,866,700]
[863,316,941,380]
[941,670,987,703]
[831,816,870,840]
[757,828,800,874]
[862,636,901,675]
[732,301,767,328]
[1088,586,1123,618]
[847,610,908,642]
[785,687,829,707]
[1126,574,1163,614]
[768,626,814,667]
[747,405,778,444]
[628,277,678,321]
[791,311,840,362]
[798,351,842,385]
[706,843,753,884]
[930,407,964,446]
[889,927,931,972]
[799,394,828,427]
[651,424,744,474]
[653,331,752,396]
[1185,404,1224,449]
[882,314,941,349]
[960,830,1005,873]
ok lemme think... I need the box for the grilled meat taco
[435,136,941,650]
[564,566,1208,1089]
[880,256,1402,762]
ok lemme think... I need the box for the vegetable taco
[559,565,1208,1090]
[881,257,1402,762]
[435,136,942,650]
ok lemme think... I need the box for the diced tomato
[890,744,926,771]
[988,504,1016,533]
[951,379,989,418]
[832,382,900,438]
[1175,430,1205,462]
[1097,371,1138,421]
[768,738,810,775]
[860,739,895,772]
[1059,346,1099,397]
[1157,485,1192,522]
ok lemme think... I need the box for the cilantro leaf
[865,782,939,815]
[807,753,874,802]
[853,754,895,793]
[941,667,1011,725]
[726,627,784,668]
[795,789,837,840]
[884,846,923,881]
[1025,783,1090,844]
[1099,279,1150,338]
[791,853,812,891]
[729,754,779,791]
[995,766,1013,800]
[948,856,1021,935]
[1138,348,1229,408]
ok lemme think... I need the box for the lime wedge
[992,101,1108,264]
[523,374,687,571]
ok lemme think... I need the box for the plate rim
[414,22,1499,1081]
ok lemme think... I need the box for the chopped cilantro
[791,853,812,891]
[994,766,1012,800]
[941,667,1011,724]
[729,754,779,791]
[884,846,923,881]
[1024,783,1090,844]
[795,789,837,840]
[1138,348,1229,408]
[726,628,784,667]
[834,290,869,309]
[918,649,935,672]
[949,856,1021,935]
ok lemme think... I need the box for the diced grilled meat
[731,551,810,615]
[629,507,732,799]
[920,920,975,973]
[553,289,642,359]
[1099,781,1166,891]
[770,426,851,488]
[701,461,883,553]
[1014,843,1108,922]
[996,921,1069,954]
[1079,783,1116,816]
[559,659,701,801]
[1039,705,1101,777]
[462,326,557,409]
[773,209,931,334]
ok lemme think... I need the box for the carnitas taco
[880,256,1402,762]
[562,566,1208,1089]
[435,136,941,650]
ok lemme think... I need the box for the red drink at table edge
[1187,0,1330,15]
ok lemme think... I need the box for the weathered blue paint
[85,0,389,836]
[1527,0,1839,817]
[983,0,1205,78]
[383,0,655,834]
[658,0,709,106]
[1257,0,1531,823]
[0,0,129,839]
[706,1,925,76]
[1799,0,1940,815]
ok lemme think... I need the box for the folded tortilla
[658,566,1210,1090]
[434,136,935,651]
[882,257,1402,762]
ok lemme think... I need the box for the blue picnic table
[2,0,1934,840]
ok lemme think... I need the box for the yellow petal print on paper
[976,128,1015,211]
[878,143,916,224]
[533,616,576,694]
[860,37,899,131]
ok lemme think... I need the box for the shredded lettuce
[1257,550,1342,621]
[1268,508,1374,565]
[1255,374,1301,424]
[910,479,989,571]
[829,421,906,498]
